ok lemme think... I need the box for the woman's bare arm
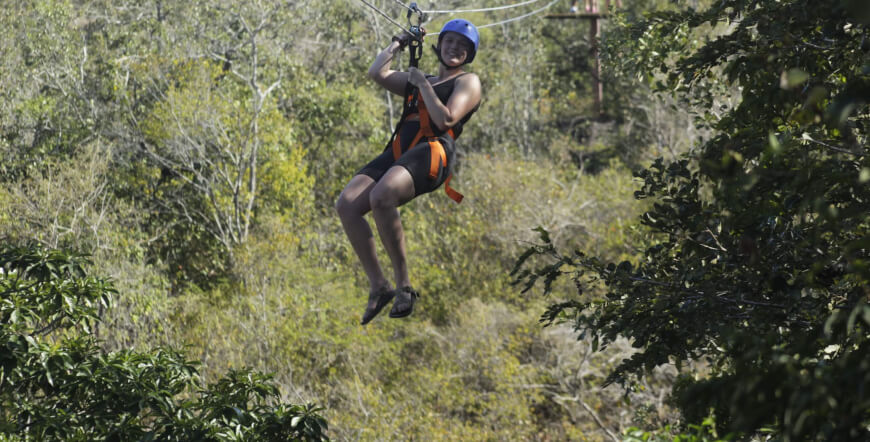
[410,68,481,131]
[368,40,411,96]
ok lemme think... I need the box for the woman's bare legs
[336,174,390,293]
[368,166,417,290]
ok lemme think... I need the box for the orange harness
[391,95,464,204]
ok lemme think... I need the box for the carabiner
[406,6,426,69]
[406,2,427,23]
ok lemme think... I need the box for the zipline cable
[478,0,560,28]
[358,0,414,34]
[428,0,561,35]
[422,0,543,15]
[391,0,416,13]
[360,0,561,40]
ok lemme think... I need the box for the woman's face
[439,32,472,66]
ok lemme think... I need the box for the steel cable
[360,0,562,41]
[478,0,560,28]
[391,0,416,13]
[428,0,561,35]
[358,0,414,34]
[422,0,543,14]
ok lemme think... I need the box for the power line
[422,0,543,14]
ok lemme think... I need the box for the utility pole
[546,0,619,118]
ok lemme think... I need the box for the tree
[0,245,328,441]
[0,0,116,183]
[80,0,321,286]
[515,0,870,439]
[125,3,293,255]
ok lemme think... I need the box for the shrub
[0,245,327,441]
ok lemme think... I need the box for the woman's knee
[368,185,398,210]
[335,193,352,216]
[370,167,415,210]
[336,176,375,217]
[336,193,367,218]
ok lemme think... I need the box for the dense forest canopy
[1,0,867,440]
[519,0,870,440]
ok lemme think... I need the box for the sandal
[361,286,396,325]
[389,286,419,318]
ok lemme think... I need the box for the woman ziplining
[335,18,482,325]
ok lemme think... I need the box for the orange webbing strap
[393,94,421,160]
[392,134,401,160]
[392,121,424,161]
[427,140,443,179]
[420,100,462,202]
[393,110,423,161]
[415,100,456,140]
[427,139,464,204]
[444,175,463,203]
[393,94,464,203]
[418,99,434,137]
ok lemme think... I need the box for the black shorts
[357,122,456,197]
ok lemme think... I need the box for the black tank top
[406,73,479,139]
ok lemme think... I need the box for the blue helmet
[437,19,480,64]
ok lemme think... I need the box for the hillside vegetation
[2,0,867,440]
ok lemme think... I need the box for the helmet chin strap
[431,45,466,69]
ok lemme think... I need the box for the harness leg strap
[427,139,464,204]
[393,128,424,161]
[392,94,464,204]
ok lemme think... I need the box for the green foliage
[0,0,112,182]
[0,245,327,441]
[280,71,385,206]
[166,190,656,439]
[624,415,733,441]
[0,247,112,336]
[401,151,644,323]
[114,53,317,288]
[515,0,870,440]
[0,0,714,439]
